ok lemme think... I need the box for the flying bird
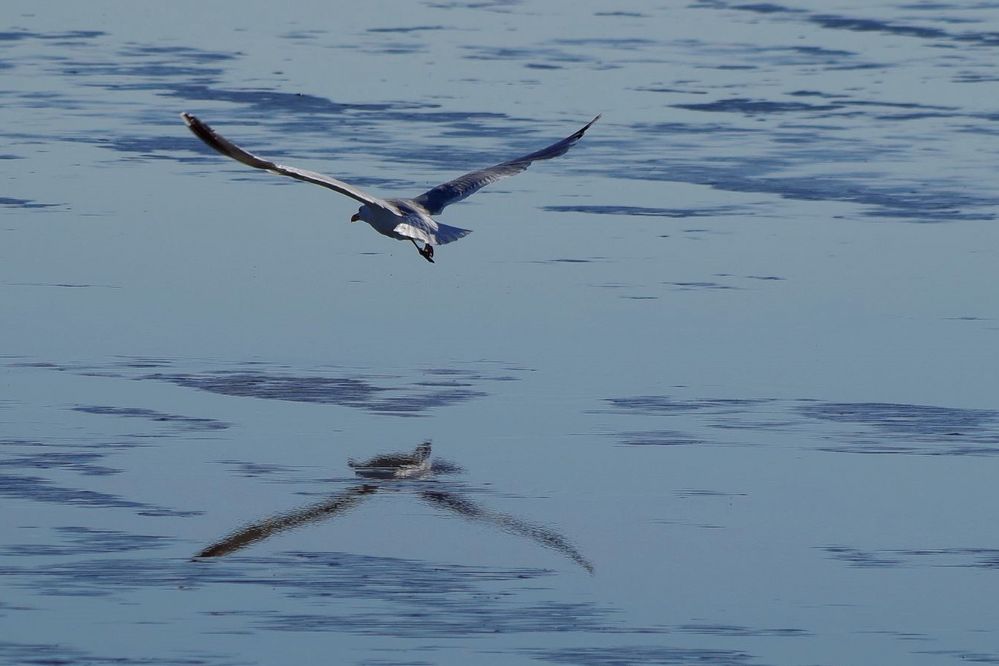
[181,112,599,262]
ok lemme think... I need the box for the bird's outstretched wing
[181,112,395,211]
[412,115,600,216]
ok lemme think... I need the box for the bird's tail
[432,222,472,246]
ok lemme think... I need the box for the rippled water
[3,1,999,664]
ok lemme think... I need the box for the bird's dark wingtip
[568,114,601,142]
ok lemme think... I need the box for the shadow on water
[196,441,594,573]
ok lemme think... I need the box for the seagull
[181,112,599,262]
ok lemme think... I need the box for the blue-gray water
[3,1,999,664]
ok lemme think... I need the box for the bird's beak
[350,213,360,222]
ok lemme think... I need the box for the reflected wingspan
[195,484,378,558]
[181,113,397,213]
[418,489,593,573]
[411,115,601,216]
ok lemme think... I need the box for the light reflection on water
[2,0,999,664]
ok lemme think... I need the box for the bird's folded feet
[419,244,435,263]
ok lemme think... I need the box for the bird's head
[350,206,369,223]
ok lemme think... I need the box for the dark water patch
[0,196,60,209]
[726,3,999,47]
[20,359,512,416]
[595,10,648,17]
[220,460,298,478]
[898,2,963,9]
[2,526,170,557]
[0,471,200,516]
[82,134,205,160]
[789,89,845,99]
[113,357,175,369]
[618,430,704,446]
[0,473,144,511]
[0,440,197,515]
[894,548,999,569]
[678,623,809,637]
[144,369,494,416]
[427,0,521,12]
[357,41,427,56]
[0,154,20,159]
[667,281,737,290]
[281,29,327,41]
[732,3,805,13]
[822,546,904,568]
[413,379,475,387]
[170,84,376,116]
[63,59,226,80]
[875,111,956,121]
[6,282,118,288]
[258,600,606,637]
[675,489,747,498]
[823,546,999,570]
[533,645,757,665]
[785,45,854,58]
[5,549,604,637]
[606,396,772,415]
[0,641,217,666]
[73,405,229,431]
[745,275,784,280]
[604,395,999,456]
[633,121,760,140]
[0,450,118,476]
[629,160,998,222]
[555,37,658,48]
[59,43,236,81]
[463,45,596,66]
[533,258,602,265]
[811,13,949,39]
[119,43,239,63]
[953,72,999,83]
[916,649,999,664]
[544,204,732,218]
[636,85,709,94]
[674,97,843,115]
[0,29,105,42]
[798,402,999,454]
[367,25,448,33]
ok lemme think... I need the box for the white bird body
[354,199,471,247]
[181,112,599,262]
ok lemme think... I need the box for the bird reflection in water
[196,442,593,573]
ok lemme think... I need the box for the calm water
[3,1,999,664]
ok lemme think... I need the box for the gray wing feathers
[181,112,387,209]
[412,114,600,216]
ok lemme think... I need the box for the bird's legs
[411,239,435,263]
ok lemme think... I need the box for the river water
[2,1,999,664]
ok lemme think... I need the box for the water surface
[2,1,999,664]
